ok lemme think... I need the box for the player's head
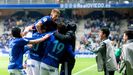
[123,30,133,43]
[50,9,60,21]
[11,27,22,38]
[44,20,57,32]
[99,28,110,40]
[66,23,77,32]
[57,22,67,34]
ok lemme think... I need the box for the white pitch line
[73,64,97,75]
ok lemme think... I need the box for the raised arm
[91,42,106,53]
[22,24,34,36]
[35,21,43,33]
[28,33,51,44]
[54,30,74,42]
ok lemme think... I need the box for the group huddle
[8,9,76,75]
[7,8,133,75]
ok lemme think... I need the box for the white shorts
[26,59,40,75]
[40,62,58,75]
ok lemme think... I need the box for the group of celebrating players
[8,9,77,75]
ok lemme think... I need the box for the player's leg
[49,65,58,75]
[26,65,33,75]
[67,59,75,75]
[40,62,49,75]
[21,69,27,75]
[60,62,69,75]
[10,73,15,75]
[26,59,33,75]
[30,59,40,75]
[60,58,75,75]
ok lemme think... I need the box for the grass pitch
[0,56,121,75]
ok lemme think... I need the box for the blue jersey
[27,32,45,61]
[8,38,29,69]
[27,32,53,61]
[33,16,57,33]
[41,34,74,68]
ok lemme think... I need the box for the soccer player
[26,25,54,75]
[40,23,75,75]
[23,8,60,35]
[54,22,77,75]
[24,8,60,75]
[8,27,50,75]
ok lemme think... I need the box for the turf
[0,56,121,75]
[0,56,9,75]
[72,58,121,75]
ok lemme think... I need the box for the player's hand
[22,25,34,36]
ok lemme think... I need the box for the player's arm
[67,45,75,58]
[22,24,34,36]
[23,45,33,53]
[35,21,43,33]
[54,30,74,42]
[28,34,50,44]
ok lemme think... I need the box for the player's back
[8,38,29,69]
[41,34,71,68]
[33,16,57,33]
[40,16,57,32]
[27,32,47,61]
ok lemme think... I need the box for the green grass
[73,58,121,75]
[0,56,121,75]
[0,56,9,75]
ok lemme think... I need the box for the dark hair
[11,27,21,38]
[66,23,77,32]
[124,30,133,40]
[45,21,57,32]
[100,28,110,38]
[57,22,67,34]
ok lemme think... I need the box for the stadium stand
[0,9,132,57]
[0,0,133,58]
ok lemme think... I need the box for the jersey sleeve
[34,16,46,28]
[35,16,51,26]
[24,45,32,53]
[24,37,36,40]
[91,42,106,53]
[40,17,48,24]
[66,45,75,58]
[19,38,29,46]
[54,30,74,42]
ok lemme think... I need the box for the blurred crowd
[0,11,78,52]
[1,10,133,54]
